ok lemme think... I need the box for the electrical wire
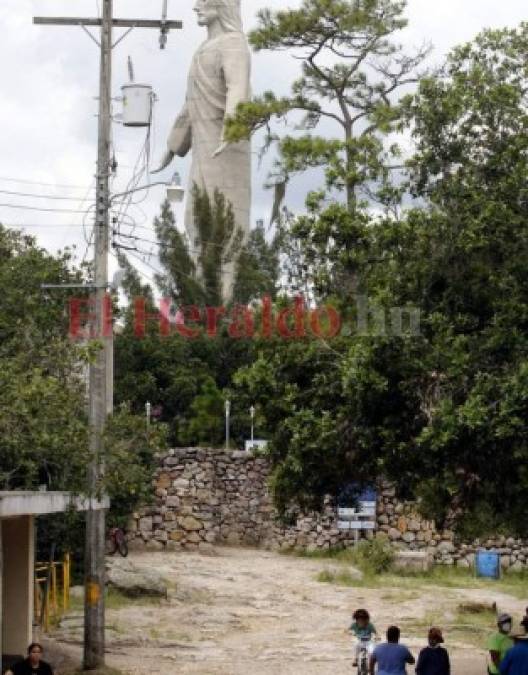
[0,175,91,191]
[113,104,154,237]
[0,188,96,201]
[125,244,235,278]
[2,222,89,228]
[0,202,98,214]
[113,229,238,254]
[114,133,150,233]
[110,248,157,288]
[81,229,95,268]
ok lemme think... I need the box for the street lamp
[225,399,231,450]
[249,405,255,446]
[110,172,184,205]
[145,401,151,430]
[166,172,184,203]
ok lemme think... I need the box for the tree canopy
[227,20,528,537]
[226,0,428,215]
[0,225,165,524]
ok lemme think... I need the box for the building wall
[128,448,528,569]
[2,515,34,656]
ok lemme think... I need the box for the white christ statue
[155,0,251,300]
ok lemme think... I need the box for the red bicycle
[106,527,129,557]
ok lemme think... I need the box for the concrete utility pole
[32,3,182,669]
[85,1,112,667]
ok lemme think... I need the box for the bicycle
[106,527,129,557]
[355,636,377,675]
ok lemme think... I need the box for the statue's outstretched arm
[152,104,192,173]
[168,104,192,157]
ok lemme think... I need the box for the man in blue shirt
[370,625,415,675]
[500,633,528,675]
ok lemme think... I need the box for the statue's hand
[212,141,229,158]
[151,150,175,174]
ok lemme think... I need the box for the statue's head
[194,0,243,32]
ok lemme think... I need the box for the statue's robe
[167,31,251,298]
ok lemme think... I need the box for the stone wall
[378,488,528,571]
[129,448,360,553]
[129,448,528,569]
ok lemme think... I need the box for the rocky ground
[48,547,526,674]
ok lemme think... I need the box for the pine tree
[226,0,429,215]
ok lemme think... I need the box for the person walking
[416,627,450,675]
[499,632,528,675]
[370,625,415,675]
[488,614,515,675]
[5,643,54,675]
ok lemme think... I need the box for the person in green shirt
[487,613,514,675]
[350,608,378,667]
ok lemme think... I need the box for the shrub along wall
[128,448,528,570]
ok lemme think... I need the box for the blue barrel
[475,550,501,579]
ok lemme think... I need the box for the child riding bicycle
[349,608,378,667]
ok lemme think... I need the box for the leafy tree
[103,403,167,526]
[154,190,243,306]
[394,24,528,532]
[231,23,528,538]
[226,0,428,214]
[114,196,280,445]
[0,343,89,490]
[0,224,166,517]
[233,220,282,303]
[0,226,90,489]
[179,376,225,447]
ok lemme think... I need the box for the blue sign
[337,483,377,507]
[476,550,501,579]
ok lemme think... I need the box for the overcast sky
[0,0,526,282]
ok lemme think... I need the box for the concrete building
[0,491,107,672]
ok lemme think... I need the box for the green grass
[65,587,164,612]
[311,550,528,596]
[317,568,362,586]
[105,587,163,610]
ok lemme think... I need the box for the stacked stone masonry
[128,448,528,569]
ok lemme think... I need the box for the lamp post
[225,399,231,450]
[109,173,184,205]
[145,401,151,431]
[249,405,255,446]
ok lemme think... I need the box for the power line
[0,175,91,191]
[110,248,157,287]
[0,188,92,201]
[0,202,97,214]
[114,228,240,253]
[81,229,95,267]
[127,243,235,278]
[2,222,90,228]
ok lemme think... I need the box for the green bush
[349,538,394,575]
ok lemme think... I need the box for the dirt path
[53,547,526,675]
